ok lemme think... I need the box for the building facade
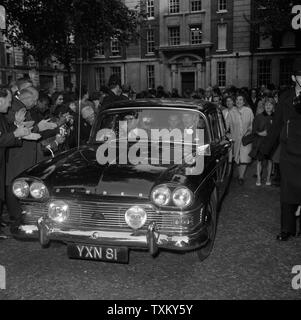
[82,0,213,95]
[0,32,75,91]
[80,0,300,94]
[250,1,301,89]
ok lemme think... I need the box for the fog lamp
[48,201,70,223]
[125,206,147,230]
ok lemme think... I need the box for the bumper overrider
[34,218,208,255]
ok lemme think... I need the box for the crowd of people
[0,70,299,240]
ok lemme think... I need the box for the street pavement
[0,167,301,300]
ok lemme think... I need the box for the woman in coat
[227,94,254,185]
[250,97,275,186]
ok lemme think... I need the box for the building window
[217,24,227,51]
[168,26,180,46]
[218,0,227,11]
[147,65,155,89]
[147,29,155,53]
[190,25,202,44]
[191,0,202,12]
[110,37,121,56]
[147,0,155,18]
[111,66,121,81]
[281,31,296,48]
[95,42,105,57]
[169,0,180,14]
[280,59,293,87]
[6,52,12,66]
[217,61,226,87]
[95,67,105,91]
[258,26,273,49]
[257,60,271,87]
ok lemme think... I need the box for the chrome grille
[21,200,197,234]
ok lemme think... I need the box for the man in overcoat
[0,87,31,239]
[261,69,301,241]
[5,87,57,221]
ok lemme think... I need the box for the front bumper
[12,224,39,240]
[37,218,208,255]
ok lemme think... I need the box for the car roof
[104,99,217,113]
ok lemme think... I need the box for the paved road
[0,168,301,300]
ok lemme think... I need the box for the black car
[12,99,233,263]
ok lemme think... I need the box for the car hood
[22,146,194,198]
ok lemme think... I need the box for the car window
[93,108,210,146]
[208,112,221,143]
[217,110,226,137]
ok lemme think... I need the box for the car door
[216,109,233,197]
[207,110,231,199]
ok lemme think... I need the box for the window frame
[169,0,180,14]
[191,0,202,12]
[95,67,106,91]
[111,66,122,82]
[110,37,121,57]
[217,23,227,51]
[147,65,155,89]
[168,26,180,46]
[279,59,293,87]
[190,24,203,45]
[147,29,155,54]
[257,59,272,87]
[147,0,155,18]
[218,0,227,11]
[217,61,226,87]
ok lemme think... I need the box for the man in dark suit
[102,75,128,111]
[261,69,301,241]
[0,86,31,239]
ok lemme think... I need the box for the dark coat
[5,100,58,185]
[101,91,128,111]
[0,114,21,200]
[250,112,273,160]
[249,98,260,115]
[261,89,301,204]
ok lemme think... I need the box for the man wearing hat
[261,67,301,240]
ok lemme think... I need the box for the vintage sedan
[12,99,233,263]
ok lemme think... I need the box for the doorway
[181,72,195,97]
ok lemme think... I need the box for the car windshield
[91,108,209,146]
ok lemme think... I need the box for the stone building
[81,0,212,95]
[250,1,301,89]
[80,0,301,94]
[0,32,75,91]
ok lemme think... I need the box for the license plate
[67,244,129,264]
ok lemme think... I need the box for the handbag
[242,132,256,146]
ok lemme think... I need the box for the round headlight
[125,206,147,230]
[30,182,48,199]
[13,180,30,199]
[151,186,171,206]
[48,201,70,223]
[172,188,193,209]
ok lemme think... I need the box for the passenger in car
[168,114,181,131]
